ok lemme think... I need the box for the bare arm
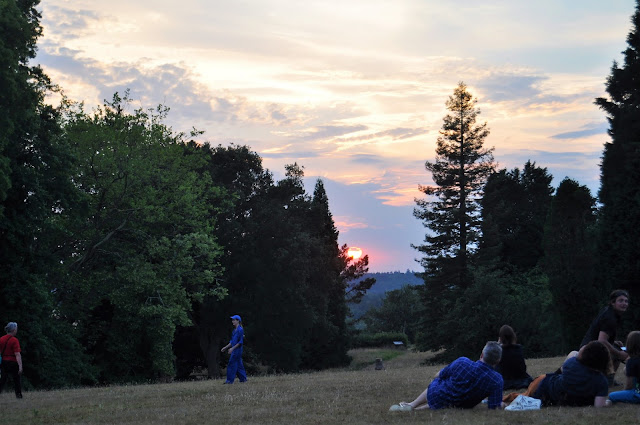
[598,331,629,362]
[15,352,22,374]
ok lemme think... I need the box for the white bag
[505,394,541,411]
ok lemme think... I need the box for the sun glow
[347,246,363,260]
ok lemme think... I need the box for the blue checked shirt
[427,357,504,409]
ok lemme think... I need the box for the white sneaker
[505,395,541,411]
[389,403,413,412]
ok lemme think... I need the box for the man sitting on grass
[390,341,504,411]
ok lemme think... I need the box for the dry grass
[1,350,640,424]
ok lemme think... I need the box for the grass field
[1,349,640,424]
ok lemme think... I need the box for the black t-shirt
[497,344,528,380]
[625,356,640,392]
[580,306,620,348]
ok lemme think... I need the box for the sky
[34,0,636,272]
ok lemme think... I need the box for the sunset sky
[35,0,636,272]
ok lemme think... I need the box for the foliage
[595,0,640,325]
[0,0,96,388]
[420,266,561,361]
[57,94,227,382]
[543,178,599,352]
[480,161,554,271]
[360,285,421,342]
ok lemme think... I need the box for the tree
[414,81,495,287]
[595,0,640,322]
[543,178,599,351]
[480,161,554,271]
[177,142,274,379]
[361,285,421,343]
[0,0,95,388]
[413,82,495,351]
[59,94,226,382]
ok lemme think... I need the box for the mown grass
[1,350,640,424]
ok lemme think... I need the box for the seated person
[608,331,640,404]
[496,325,533,390]
[580,289,630,384]
[391,341,504,410]
[531,341,609,408]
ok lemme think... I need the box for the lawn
[1,349,639,424]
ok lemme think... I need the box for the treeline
[0,2,375,389]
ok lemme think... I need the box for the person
[580,289,630,382]
[531,340,609,407]
[496,325,533,390]
[221,314,247,384]
[390,341,504,410]
[0,322,23,399]
[608,331,640,404]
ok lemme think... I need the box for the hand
[18,368,23,375]
[229,348,234,354]
[221,347,226,353]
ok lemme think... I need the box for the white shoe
[389,403,413,412]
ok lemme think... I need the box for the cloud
[295,124,368,142]
[476,73,548,102]
[551,122,608,139]
[496,149,602,194]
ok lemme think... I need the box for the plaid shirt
[427,357,504,409]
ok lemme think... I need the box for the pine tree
[413,82,495,351]
[595,0,640,319]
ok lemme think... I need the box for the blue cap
[230,315,242,321]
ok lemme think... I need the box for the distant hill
[349,271,422,319]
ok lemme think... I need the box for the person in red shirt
[0,322,23,399]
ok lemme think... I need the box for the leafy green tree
[543,178,599,351]
[439,267,560,361]
[59,94,226,382]
[413,82,495,351]
[480,161,554,271]
[595,0,640,321]
[0,0,95,388]
[361,285,421,343]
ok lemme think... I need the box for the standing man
[0,322,23,399]
[580,289,630,384]
[221,315,247,384]
[390,341,504,410]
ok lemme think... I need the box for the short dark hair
[626,331,640,357]
[610,289,629,303]
[499,325,516,345]
[579,341,610,374]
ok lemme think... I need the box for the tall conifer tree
[413,82,495,351]
[595,0,640,318]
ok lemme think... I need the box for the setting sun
[347,247,363,260]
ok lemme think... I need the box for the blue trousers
[225,349,247,383]
[609,389,640,404]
